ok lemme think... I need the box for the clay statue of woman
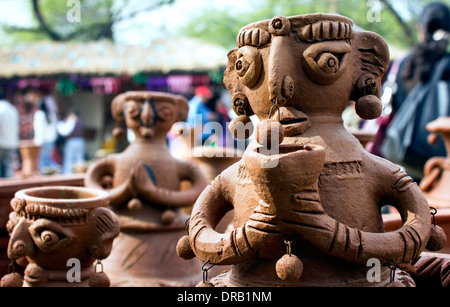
[85,91,207,286]
[178,14,446,287]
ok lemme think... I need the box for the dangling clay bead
[197,281,215,287]
[176,235,196,260]
[426,225,447,251]
[355,95,383,120]
[228,115,254,140]
[161,209,176,225]
[0,273,23,287]
[127,198,142,211]
[89,271,111,287]
[256,119,284,149]
[276,254,304,282]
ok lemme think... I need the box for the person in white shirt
[33,96,58,173]
[0,89,20,178]
[57,107,85,174]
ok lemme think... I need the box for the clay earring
[228,93,254,140]
[355,78,383,120]
[426,207,447,251]
[255,99,285,149]
[276,240,303,282]
[88,259,110,287]
[0,260,23,287]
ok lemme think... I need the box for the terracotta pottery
[0,173,85,278]
[0,186,119,287]
[84,91,207,286]
[19,140,41,177]
[178,13,447,287]
[420,117,450,209]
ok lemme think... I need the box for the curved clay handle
[420,157,445,192]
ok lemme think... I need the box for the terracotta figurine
[177,14,446,287]
[85,91,207,286]
[1,186,119,287]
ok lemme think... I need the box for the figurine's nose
[140,100,156,127]
[268,35,295,107]
[7,217,34,260]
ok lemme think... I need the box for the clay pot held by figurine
[19,140,41,177]
[1,186,119,287]
[243,144,325,217]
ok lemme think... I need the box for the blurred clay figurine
[85,91,207,286]
[177,14,446,287]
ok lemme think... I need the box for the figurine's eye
[235,46,262,88]
[29,219,75,253]
[316,52,340,74]
[157,106,174,122]
[40,230,60,247]
[302,41,350,85]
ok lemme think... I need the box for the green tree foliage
[178,0,449,50]
[3,0,175,42]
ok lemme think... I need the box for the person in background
[394,2,450,108]
[57,107,85,174]
[380,2,450,180]
[33,89,59,174]
[0,87,20,178]
[187,86,217,147]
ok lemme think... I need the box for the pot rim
[14,185,110,206]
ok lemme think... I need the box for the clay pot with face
[84,91,207,286]
[1,186,119,287]
[178,14,442,287]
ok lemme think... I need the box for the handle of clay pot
[135,160,207,208]
[283,174,431,265]
[84,157,136,208]
[419,157,445,192]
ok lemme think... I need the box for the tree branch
[380,0,415,46]
[32,0,63,41]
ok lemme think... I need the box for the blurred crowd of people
[0,86,85,178]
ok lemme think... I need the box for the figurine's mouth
[278,107,310,136]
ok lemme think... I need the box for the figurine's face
[7,212,92,270]
[124,99,180,139]
[224,14,389,132]
[6,188,118,273]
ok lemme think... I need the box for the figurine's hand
[132,161,154,195]
[245,200,285,259]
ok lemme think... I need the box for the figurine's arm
[133,159,207,208]
[84,156,136,208]
[281,157,431,265]
[188,170,278,265]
